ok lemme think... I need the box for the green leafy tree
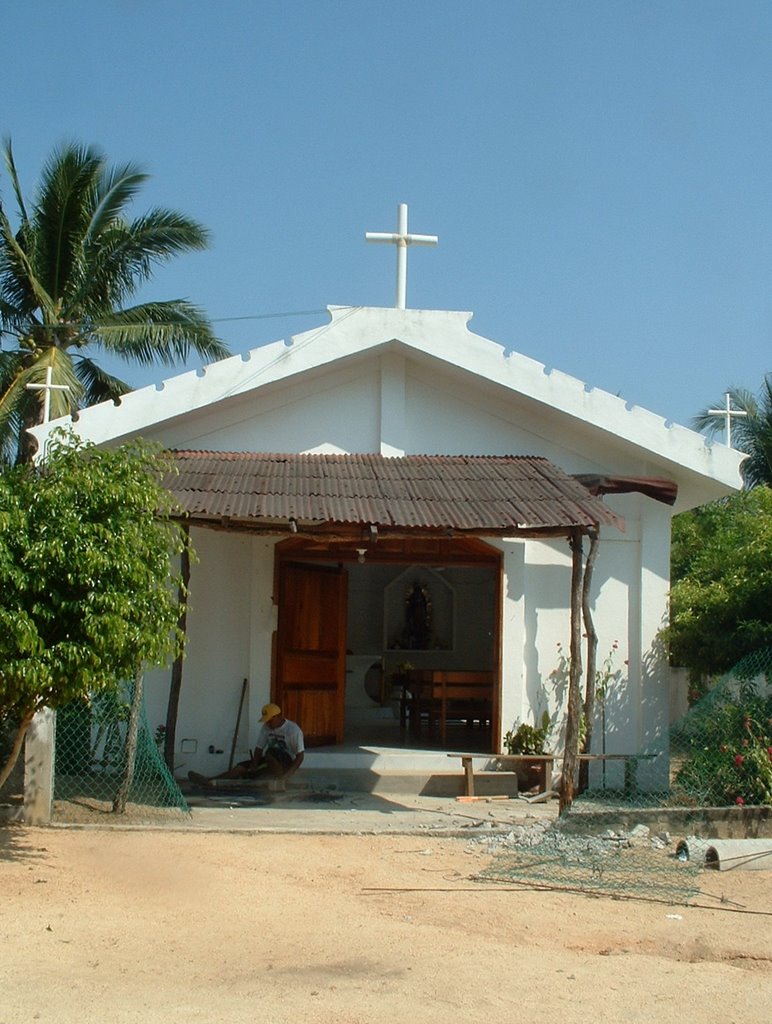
[667,488,772,682]
[0,140,229,464]
[694,375,772,488]
[671,668,772,807]
[0,431,187,790]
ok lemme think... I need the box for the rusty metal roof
[167,452,623,536]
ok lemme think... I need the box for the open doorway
[274,537,502,753]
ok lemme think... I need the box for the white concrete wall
[144,529,277,778]
[490,489,671,781]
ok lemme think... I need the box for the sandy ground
[1,824,770,1024]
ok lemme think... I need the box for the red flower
[734,754,745,766]
[735,796,745,806]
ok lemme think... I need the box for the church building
[29,206,745,793]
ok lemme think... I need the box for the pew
[402,670,494,746]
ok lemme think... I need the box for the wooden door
[274,562,347,746]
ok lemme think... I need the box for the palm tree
[694,375,772,488]
[0,140,229,464]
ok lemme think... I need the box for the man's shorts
[265,747,294,773]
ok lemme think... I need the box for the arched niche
[383,566,454,653]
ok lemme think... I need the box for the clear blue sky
[2,1,770,433]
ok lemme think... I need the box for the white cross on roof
[366,203,438,310]
[707,392,748,448]
[26,365,71,424]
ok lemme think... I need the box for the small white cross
[707,391,748,448]
[366,203,438,309]
[26,365,71,424]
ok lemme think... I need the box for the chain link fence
[572,646,772,811]
[53,680,189,824]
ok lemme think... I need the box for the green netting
[54,680,189,824]
[477,831,702,903]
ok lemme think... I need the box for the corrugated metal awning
[166,452,624,537]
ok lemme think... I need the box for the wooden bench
[447,754,555,800]
[403,670,493,745]
[449,752,656,801]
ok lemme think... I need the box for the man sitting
[188,703,304,790]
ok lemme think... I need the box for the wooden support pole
[560,529,584,813]
[579,530,599,792]
[164,524,190,772]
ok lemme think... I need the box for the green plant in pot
[503,712,553,792]
[504,711,552,755]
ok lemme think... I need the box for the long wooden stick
[228,678,248,770]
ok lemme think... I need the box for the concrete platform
[179,783,558,835]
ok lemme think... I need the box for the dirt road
[1,826,770,1023]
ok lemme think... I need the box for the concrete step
[298,748,518,796]
[300,766,519,797]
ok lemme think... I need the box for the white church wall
[496,540,526,749]
[247,536,280,746]
[143,527,256,778]
[490,489,672,774]
[519,537,574,744]
[402,359,649,477]
[634,497,673,788]
[30,305,744,508]
[138,360,383,454]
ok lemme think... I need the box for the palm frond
[1,139,222,459]
[42,346,84,419]
[33,142,104,303]
[2,138,29,222]
[85,162,148,244]
[0,353,35,456]
[71,211,210,313]
[0,348,29,414]
[0,201,55,318]
[91,301,229,366]
[2,348,82,427]
[129,209,210,256]
[70,354,131,407]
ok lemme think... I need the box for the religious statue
[403,582,431,649]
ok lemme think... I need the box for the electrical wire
[0,306,350,341]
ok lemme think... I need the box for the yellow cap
[260,703,282,723]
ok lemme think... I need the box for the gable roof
[29,305,745,502]
[167,451,623,537]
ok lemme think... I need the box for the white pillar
[24,708,56,824]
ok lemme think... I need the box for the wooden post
[113,670,144,814]
[579,530,599,792]
[164,524,190,772]
[560,530,584,813]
